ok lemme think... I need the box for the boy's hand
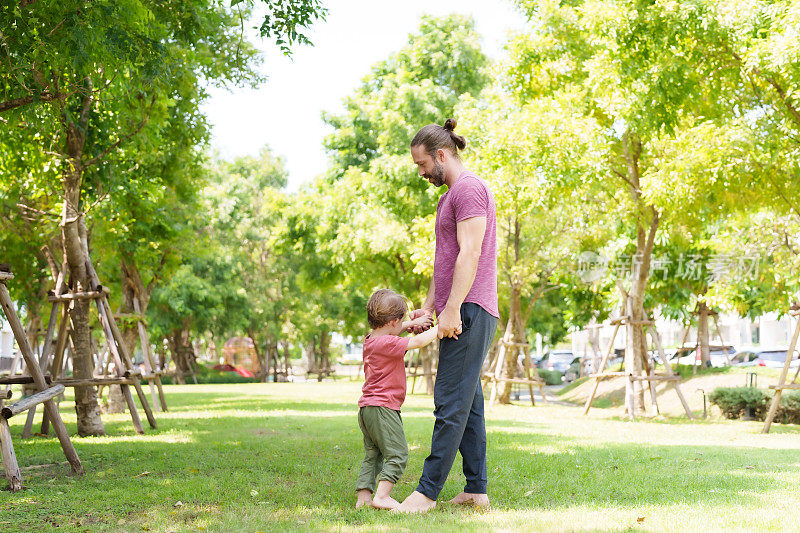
[406,309,434,333]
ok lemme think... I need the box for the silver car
[732,348,797,369]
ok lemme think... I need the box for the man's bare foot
[391,490,436,514]
[448,492,490,508]
[356,489,373,509]
[372,495,400,509]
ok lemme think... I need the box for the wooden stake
[0,281,83,475]
[648,325,694,420]
[133,297,167,412]
[763,314,800,433]
[583,322,621,415]
[94,298,145,434]
[0,404,22,491]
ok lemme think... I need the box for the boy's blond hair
[367,289,408,329]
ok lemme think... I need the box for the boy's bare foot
[356,489,373,509]
[448,492,490,508]
[372,495,400,509]
[391,490,436,514]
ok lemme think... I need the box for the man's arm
[438,216,486,339]
[408,277,436,332]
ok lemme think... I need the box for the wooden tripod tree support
[761,307,800,434]
[8,254,158,436]
[405,347,436,395]
[122,296,167,412]
[483,339,547,406]
[583,315,694,420]
[0,267,83,492]
[673,304,732,374]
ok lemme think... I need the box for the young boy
[355,289,439,510]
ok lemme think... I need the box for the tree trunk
[620,132,660,419]
[498,287,525,404]
[419,341,437,395]
[248,330,267,382]
[698,301,711,368]
[282,341,292,380]
[119,256,152,364]
[168,328,195,385]
[271,343,279,383]
[304,340,317,374]
[167,332,185,385]
[105,385,126,414]
[61,109,105,436]
[318,330,331,381]
[25,312,42,359]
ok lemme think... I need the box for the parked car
[670,346,736,367]
[731,348,797,369]
[538,350,575,374]
[564,356,595,382]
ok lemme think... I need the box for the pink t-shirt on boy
[434,171,499,318]
[359,334,410,411]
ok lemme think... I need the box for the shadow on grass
[2,384,800,531]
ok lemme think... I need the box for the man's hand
[437,305,462,339]
[407,308,434,333]
[405,314,433,333]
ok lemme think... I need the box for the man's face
[411,145,445,187]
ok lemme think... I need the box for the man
[395,118,498,514]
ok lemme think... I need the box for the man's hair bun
[411,118,467,158]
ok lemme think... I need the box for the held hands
[406,309,434,333]
[437,305,462,340]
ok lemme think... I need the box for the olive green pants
[356,405,409,492]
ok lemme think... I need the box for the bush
[538,369,563,386]
[160,363,258,385]
[709,387,770,420]
[774,390,800,425]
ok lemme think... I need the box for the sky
[200,1,527,191]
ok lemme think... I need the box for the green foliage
[160,363,257,385]
[710,388,800,425]
[709,387,770,420]
[537,368,563,386]
[774,391,800,425]
[297,14,490,339]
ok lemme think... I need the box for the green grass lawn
[2,381,800,532]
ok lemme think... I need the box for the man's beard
[425,160,445,187]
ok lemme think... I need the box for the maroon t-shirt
[434,171,498,318]
[358,334,410,411]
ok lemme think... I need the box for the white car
[732,348,798,369]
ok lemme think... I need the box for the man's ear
[436,148,446,162]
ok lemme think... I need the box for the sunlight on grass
[1,381,800,532]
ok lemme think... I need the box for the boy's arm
[406,326,439,351]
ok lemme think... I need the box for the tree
[456,89,610,402]
[312,14,490,390]
[0,0,325,434]
[506,0,755,415]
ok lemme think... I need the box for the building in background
[1,319,14,372]
[570,312,797,359]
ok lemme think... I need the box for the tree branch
[84,94,156,168]
[0,92,59,114]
